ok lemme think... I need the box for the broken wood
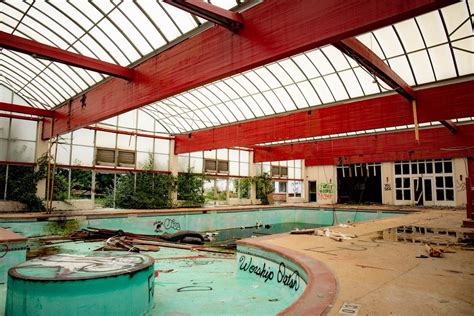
[425,244,443,257]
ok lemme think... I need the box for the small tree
[177,168,205,207]
[254,172,274,205]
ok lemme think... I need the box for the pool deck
[1,204,473,315]
[243,208,474,315]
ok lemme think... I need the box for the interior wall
[305,165,337,204]
[381,162,395,205]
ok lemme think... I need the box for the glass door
[423,177,434,206]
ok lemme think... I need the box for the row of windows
[394,159,453,175]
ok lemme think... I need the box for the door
[423,177,434,206]
[414,178,423,206]
[309,181,317,202]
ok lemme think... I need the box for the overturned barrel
[5,253,155,316]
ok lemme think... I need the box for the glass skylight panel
[242,96,264,117]
[253,93,274,115]
[306,49,333,75]
[286,84,309,109]
[394,20,425,52]
[254,68,279,90]
[323,73,349,101]
[279,59,306,82]
[388,56,416,85]
[206,85,230,102]
[293,54,320,79]
[442,2,471,37]
[454,49,474,76]
[263,90,286,113]
[297,82,320,106]
[219,103,239,123]
[233,74,259,95]
[223,78,248,97]
[200,107,221,125]
[76,34,112,63]
[136,1,181,41]
[416,11,448,46]
[266,63,293,86]
[244,71,269,92]
[233,99,255,120]
[208,105,228,124]
[408,51,436,84]
[322,46,351,71]
[124,2,167,50]
[372,26,404,58]
[214,81,239,100]
[225,100,246,120]
[273,87,295,110]
[100,19,140,62]
[429,45,457,80]
[162,3,198,34]
[109,9,151,56]
[310,78,334,103]
[339,70,364,98]
[356,33,386,60]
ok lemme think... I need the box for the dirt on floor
[262,210,474,315]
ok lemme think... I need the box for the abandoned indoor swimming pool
[0,207,407,315]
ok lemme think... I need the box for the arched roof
[1,0,472,135]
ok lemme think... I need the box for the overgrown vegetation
[104,155,174,209]
[177,168,205,207]
[0,164,43,211]
[47,218,81,236]
[254,172,274,205]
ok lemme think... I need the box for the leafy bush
[254,172,274,205]
[177,169,205,207]
[105,154,175,209]
[1,164,44,211]
[47,218,81,236]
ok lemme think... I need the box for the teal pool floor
[0,240,301,316]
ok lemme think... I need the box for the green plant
[177,168,205,207]
[254,172,274,205]
[104,154,175,209]
[47,218,81,236]
[36,154,68,201]
[2,164,44,211]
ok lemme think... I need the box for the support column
[249,151,258,204]
[169,140,179,206]
[35,120,49,200]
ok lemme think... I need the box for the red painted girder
[0,102,55,117]
[333,37,416,100]
[0,31,134,81]
[163,0,243,32]
[439,119,458,134]
[43,0,457,139]
[253,124,474,164]
[175,80,474,154]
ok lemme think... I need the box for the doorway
[309,181,317,202]
[413,177,434,206]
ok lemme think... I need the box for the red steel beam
[253,124,474,164]
[439,119,458,134]
[175,80,474,154]
[0,101,55,117]
[333,37,416,100]
[0,31,134,81]
[163,0,243,32]
[43,0,457,139]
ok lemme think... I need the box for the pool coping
[0,203,422,220]
[237,234,337,316]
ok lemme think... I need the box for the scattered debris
[290,228,316,235]
[338,302,361,315]
[425,244,443,257]
[416,255,429,259]
[315,228,357,241]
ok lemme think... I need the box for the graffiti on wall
[318,183,335,201]
[238,255,300,291]
[154,218,181,232]
[384,184,392,191]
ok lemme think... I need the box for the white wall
[305,165,337,204]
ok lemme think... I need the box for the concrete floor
[256,209,474,315]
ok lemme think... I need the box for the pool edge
[237,235,337,316]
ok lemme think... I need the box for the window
[205,159,229,173]
[96,148,116,165]
[271,165,288,178]
[96,148,135,167]
[117,151,136,166]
